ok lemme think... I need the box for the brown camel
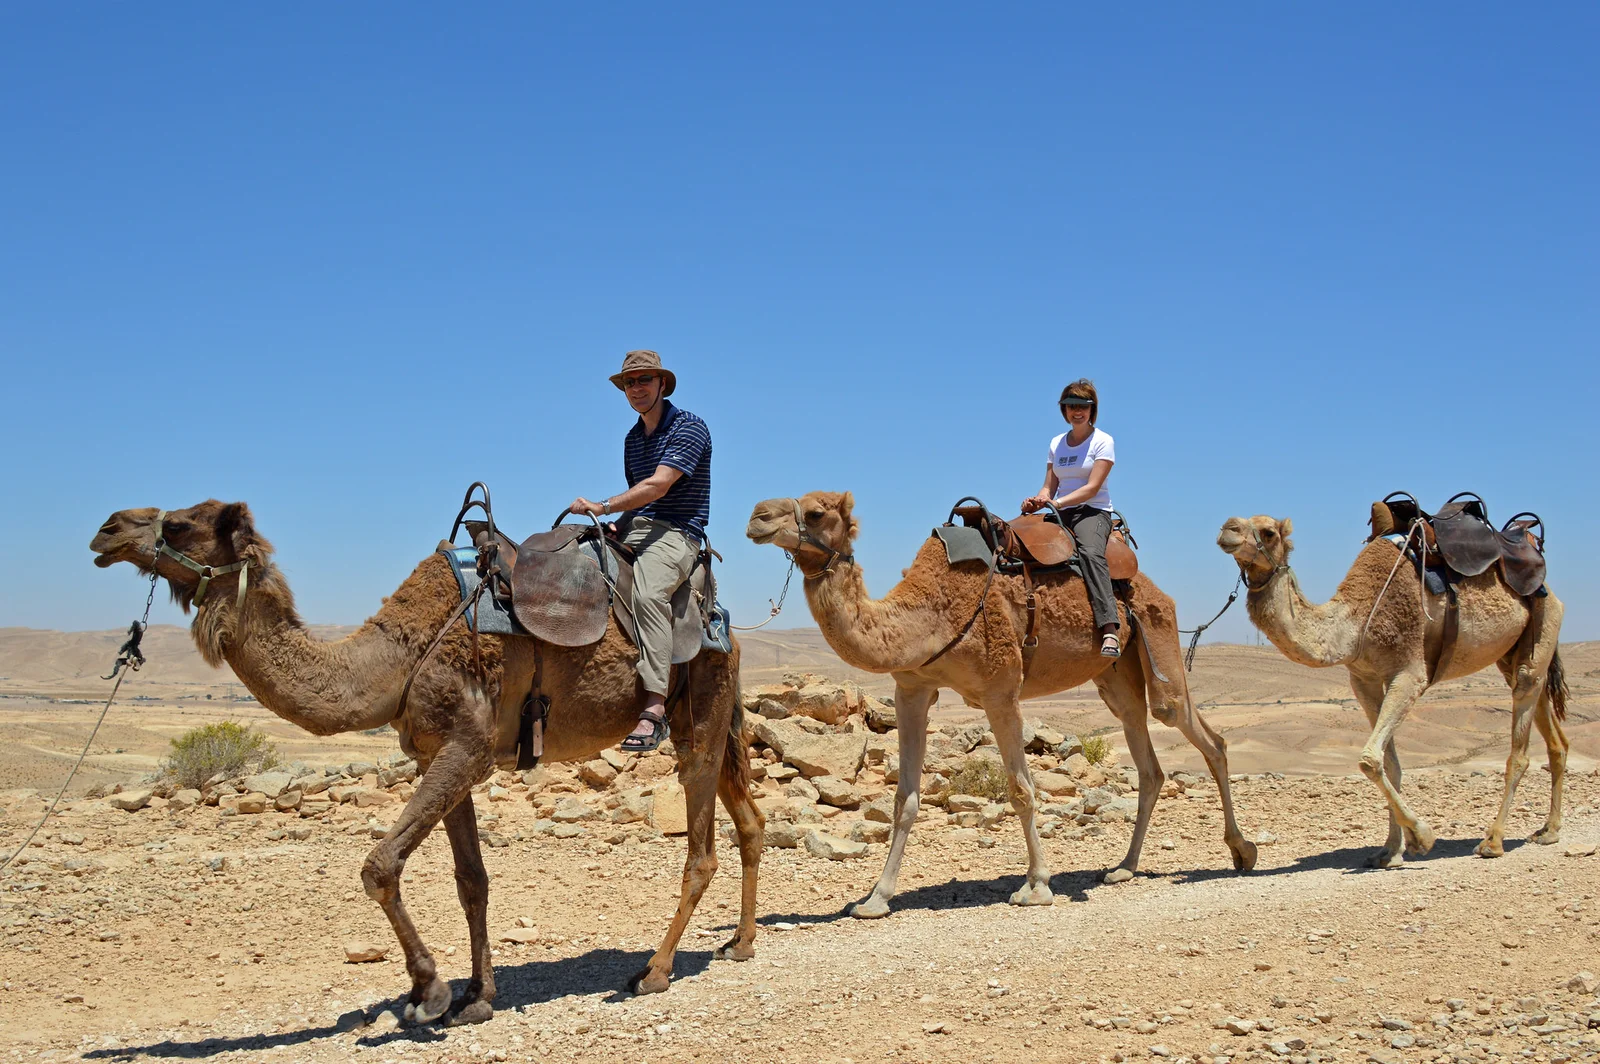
[90,500,764,1022]
[746,492,1256,918]
[1217,515,1569,867]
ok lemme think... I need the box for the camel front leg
[439,796,495,1025]
[1357,669,1434,867]
[1479,657,1544,857]
[1349,676,1404,867]
[360,740,487,1025]
[632,751,720,994]
[1094,666,1160,884]
[1162,684,1256,872]
[850,683,935,919]
[986,692,1053,905]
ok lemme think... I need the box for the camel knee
[453,863,489,910]
[361,850,400,902]
[894,790,921,828]
[684,853,718,891]
[1358,750,1386,781]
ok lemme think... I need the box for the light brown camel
[90,500,764,1022]
[1217,515,1569,867]
[746,492,1256,918]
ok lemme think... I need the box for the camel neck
[802,558,942,675]
[1244,564,1358,668]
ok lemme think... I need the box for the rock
[499,928,540,944]
[378,761,417,788]
[765,763,799,782]
[1033,771,1076,797]
[233,792,268,814]
[804,831,868,861]
[850,820,891,843]
[241,772,295,799]
[273,790,303,812]
[862,794,895,823]
[864,697,897,732]
[979,802,1008,827]
[784,777,820,801]
[344,941,387,963]
[344,761,378,779]
[788,680,862,725]
[353,788,396,808]
[1569,972,1599,994]
[551,799,599,823]
[611,791,653,824]
[754,718,869,780]
[1223,1018,1256,1035]
[1565,843,1598,858]
[487,784,512,802]
[652,782,688,835]
[812,776,862,808]
[764,821,806,848]
[634,754,676,780]
[947,794,986,813]
[578,760,618,788]
[1096,797,1138,823]
[1056,737,1086,759]
[1027,726,1066,752]
[1380,1017,1413,1031]
[168,789,201,811]
[1255,830,1279,846]
[864,733,897,765]
[109,788,153,812]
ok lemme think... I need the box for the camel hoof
[1365,849,1404,870]
[628,967,671,995]
[1475,839,1505,859]
[1405,822,1437,856]
[1530,827,1560,846]
[405,977,453,1025]
[849,896,892,920]
[1101,868,1135,885]
[444,1001,494,1027]
[1009,883,1054,906]
[714,937,755,961]
[1232,839,1259,873]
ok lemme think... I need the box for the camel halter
[790,498,854,580]
[152,510,251,613]
[1240,525,1291,592]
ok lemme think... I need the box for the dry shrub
[1079,733,1112,765]
[162,721,279,789]
[948,756,1009,801]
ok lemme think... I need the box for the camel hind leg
[713,707,764,962]
[1529,690,1568,844]
[440,795,496,1026]
[632,745,720,994]
[850,682,934,919]
[1481,610,1565,855]
[1093,660,1161,884]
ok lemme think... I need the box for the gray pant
[1063,506,1120,631]
[622,516,699,696]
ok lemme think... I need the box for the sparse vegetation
[161,721,278,789]
[1079,733,1112,765]
[948,756,1009,801]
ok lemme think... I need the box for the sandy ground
[2,630,1599,1063]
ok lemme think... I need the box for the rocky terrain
[1,631,1598,1063]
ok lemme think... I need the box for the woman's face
[1061,402,1092,432]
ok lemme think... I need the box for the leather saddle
[465,517,719,663]
[1368,491,1546,597]
[949,502,1138,579]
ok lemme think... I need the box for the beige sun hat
[609,349,676,396]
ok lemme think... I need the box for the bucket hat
[609,350,676,397]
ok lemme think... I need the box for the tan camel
[1217,515,1569,867]
[746,492,1256,918]
[90,500,764,1022]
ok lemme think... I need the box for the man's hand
[570,497,607,517]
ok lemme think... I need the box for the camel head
[746,492,860,573]
[90,500,273,614]
[1217,515,1294,587]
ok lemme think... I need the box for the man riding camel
[569,350,712,753]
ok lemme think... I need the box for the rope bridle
[151,510,252,614]
[1239,525,1291,592]
[790,498,854,580]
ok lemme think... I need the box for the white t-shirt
[1048,427,1115,511]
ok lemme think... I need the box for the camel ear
[839,492,855,516]
[215,502,260,560]
[1279,518,1293,537]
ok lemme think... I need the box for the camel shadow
[1166,834,1523,886]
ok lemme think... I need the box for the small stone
[922,1021,947,1035]
[344,942,387,963]
[1255,830,1278,846]
[109,788,153,812]
[812,776,862,808]
[1568,972,1599,994]
[803,831,868,861]
[764,822,805,849]
[850,820,890,843]
[366,1009,401,1034]
[1224,1018,1256,1036]
[242,772,295,798]
[1380,1017,1412,1031]
[1564,843,1597,858]
[168,789,201,811]
[273,789,303,812]
[499,928,541,944]
[235,792,268,815]
[651,783,688,835]
[579,760,618,789]
[947,794,986,813]
[1149,1046,1171,1058]
[1389,1033,1415,1049]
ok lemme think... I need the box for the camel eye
[806,510,824,521]
[1262,529,1276,540]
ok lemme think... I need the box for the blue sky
[3,6,1596,643]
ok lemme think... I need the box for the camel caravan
[85,356,1568,1024]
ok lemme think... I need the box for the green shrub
[1079,733,1112,765]
[162,721,279,789]
[948,756,1010,801]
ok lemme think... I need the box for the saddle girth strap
[1020,561,1039,679]
[1427,582,1460,686]
[519,641,548,771]
[922,563,997,668]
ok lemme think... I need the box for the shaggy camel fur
[91,501,764,1022]
[747,492,1256,919]
[1217,515,1569,867]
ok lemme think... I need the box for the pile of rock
[58,672,1215,863]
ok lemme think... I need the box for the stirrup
[1099,633,1121,659]
[620,711,670,754]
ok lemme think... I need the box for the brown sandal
[620,711,670,753]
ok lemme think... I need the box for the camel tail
[1546,648,1568,723]
[721,700,753,798]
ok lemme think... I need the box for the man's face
[622,372,664,414]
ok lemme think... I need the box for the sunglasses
[622,374,658,389]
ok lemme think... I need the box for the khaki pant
[622,516,699,696]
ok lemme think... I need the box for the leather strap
[1020,560,1039,678]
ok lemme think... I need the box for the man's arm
[571,464,684,516]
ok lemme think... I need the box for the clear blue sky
[3,6,1596,643]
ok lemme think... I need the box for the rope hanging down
[730,555,797,631]
[1178,572,1244,672]
[1,572,158,876]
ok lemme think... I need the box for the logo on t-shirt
[1058,455,1080,466]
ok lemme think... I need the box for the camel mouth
[1216,529,1246,553]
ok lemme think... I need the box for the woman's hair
[1059,378,1099,424]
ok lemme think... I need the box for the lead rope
[1356,518,1428,660]
[1179,571,1244,672]
[2,570,160,875]
[730,555,796,631]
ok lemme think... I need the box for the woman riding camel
[1021,378,1121,658]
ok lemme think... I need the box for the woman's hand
[1020,492,1049,514]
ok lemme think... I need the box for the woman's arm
[1021,466,1059,513]
[1052,459,1113,508]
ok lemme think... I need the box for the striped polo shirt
[623,400,712,543]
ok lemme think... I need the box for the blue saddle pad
[438,546,520,635]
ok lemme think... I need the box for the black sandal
[620,711,670,754]
[1100,633,1121,659]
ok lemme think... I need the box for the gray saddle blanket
[933,526,995,569]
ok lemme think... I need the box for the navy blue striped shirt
[623,401,711,543]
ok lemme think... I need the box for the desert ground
[2,627,1598,1064]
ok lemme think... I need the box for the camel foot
[402,977,453,1025]
[849,895,892,920]
[1009,882,1054,906]
[713,936,755,961]
[1475,838,1505,859]
[1101,867,1135,885]
[628,967,671,995]
[1364,848,1404,870]
[1231,838,1259,873]
[1404,821,1437,857]
[1530,826,1561,846]
[444,1000,494,1027]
